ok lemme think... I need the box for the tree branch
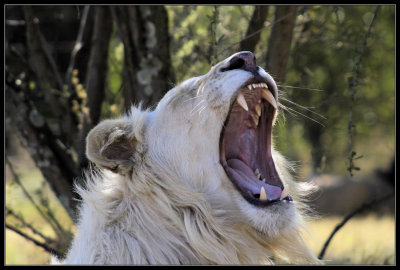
[6,207,52,243]
[318,192,394,260]
[65,5,94,87]
[6,156,66,236]
[77,6,113,169]
[347,6,380,177]
[6,78,78,220]
[6,223,62,258]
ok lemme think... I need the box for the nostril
[221,52,257,73]
[221,57,245,72]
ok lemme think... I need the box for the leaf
[217,34,225,44]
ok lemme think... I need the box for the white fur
[62,52,320,265]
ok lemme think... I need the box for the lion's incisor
[63,52,320,265]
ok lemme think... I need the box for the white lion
[62,51,320,264]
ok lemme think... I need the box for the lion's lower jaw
[238,198,297,238]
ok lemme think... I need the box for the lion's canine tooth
[255,104,261,116]
[247,85,252,90]
[236,93,248,111]
[280,186,289,200]
[261,89,277,109]
[251,113,259,126]
[254,169,261,179]
[260,187,268,201]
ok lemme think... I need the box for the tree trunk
[265,6,298,84]
[240,5,269,53]
[16,6,82,220]
[112,6,174,111]
[6,79,78,220]
[77,6,113,169]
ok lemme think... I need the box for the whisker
[278,84,324,92]
[279,104,325,127]
[197,104,208,116]
[279,97,326,120]
[183,94,205,103]
[190,99,205,115]
[279,104,300,119]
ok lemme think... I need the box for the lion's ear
[86,119,138,174]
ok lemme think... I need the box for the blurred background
[5,5,395,265]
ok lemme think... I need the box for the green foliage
[275,5,394,176]
[102,24,125,119]
[166,6,254,82]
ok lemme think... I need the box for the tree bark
[265,6,298,84]
[65,6,95,88]
[15,7,82,220]
[112,6,174,111]
[6,79,78,220]
[77,6,113,169]
[240,5,269,53]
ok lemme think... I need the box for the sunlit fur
[62,52,320,265]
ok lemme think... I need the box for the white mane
[62,52,320,265]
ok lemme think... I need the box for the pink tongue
[226,159,282,201]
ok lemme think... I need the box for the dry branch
[318,193,394,260]
[6,223,62,258]
[6,151,69,235]
[77,6,113,168]
[347,6,380,177]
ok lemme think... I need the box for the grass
[306,214,395,265]
[5,155,75,265]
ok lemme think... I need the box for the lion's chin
[238,196,297,239]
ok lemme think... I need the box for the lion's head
[82,51,318,264]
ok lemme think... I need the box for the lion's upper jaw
[66,52,319,265]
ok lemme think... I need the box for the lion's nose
[222,51,257,73]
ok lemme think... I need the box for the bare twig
[65,5,91,89]
[209,5,220,65]
[347,6,380,177]
[6,223,61,258]
[318,192,394,260]
[6,156,66,236]
[6,207,52,243]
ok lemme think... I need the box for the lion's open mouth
[220,80,292,207]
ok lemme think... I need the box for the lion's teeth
[246,83,269,91]
[236,93,248,111]
[280,186,289,200]
[261,89,277,109]
[262,178,266,183]
[251,113,259,126]
[254,169,261,179]
[255,104,261,116]
[260,187,268,201]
